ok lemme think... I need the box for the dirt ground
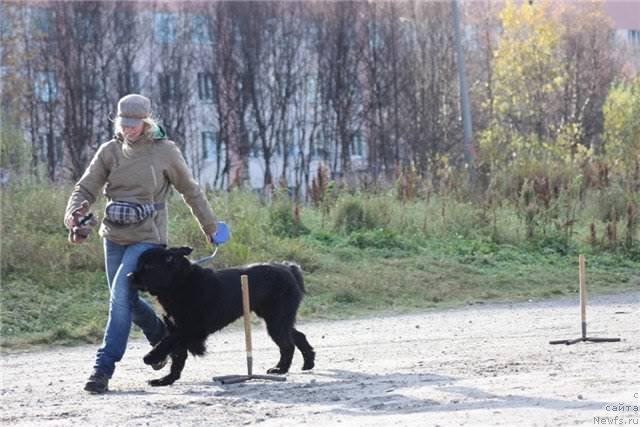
[2,292,639,427]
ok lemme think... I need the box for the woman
[64,94,229,394]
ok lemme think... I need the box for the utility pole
[451,0,477,191]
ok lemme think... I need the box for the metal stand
[550,255,621,345]
[213,275,286,384]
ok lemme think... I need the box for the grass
[1,184,638,349]
[297,234,638,319]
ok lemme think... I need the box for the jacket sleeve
[64,144,110,228]
[166,142,218,239]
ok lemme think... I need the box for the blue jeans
[93,240,166,378]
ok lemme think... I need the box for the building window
[351,131,364,157]
[34,71,58,102]
[250,131,260,158]
[202,131,216,160]
[311,140,328,160]
[202,131,226,162]
[629,30,640,46]
[31,8,54,35]
[118,71,140,95]
[0,7,12,38]
[398,18,417,46]
[154,12,177,44]
[75,10,96,40]
[197,72,215,101]
[192,15,213,44]
[38,132,61,162]
[367,21,385,51]
[114,10,136,43]
[158,73,178,102]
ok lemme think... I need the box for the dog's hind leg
[265,319,295,375]
[148,347,188,387]
[292,328,315,371]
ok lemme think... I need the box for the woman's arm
[64,144,110,229]
[165,142,217,240]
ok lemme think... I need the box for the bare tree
[46,1,108,181]
[151,3,197,152]
[315,1,365,180]
[234,2,305,189]
[23,3,63,182]
[290,3,323,196]
[556,1,622,154]
[0,3,33,181]
[401,1,459,180]
[213,2,245,189]
[362,1,417,179]
[465,0,502,134]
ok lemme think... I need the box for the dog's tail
[283,261,305,293]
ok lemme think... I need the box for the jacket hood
[151,124,167,141]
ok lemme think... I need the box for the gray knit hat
[117,94,151,127]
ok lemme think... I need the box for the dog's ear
[177,247,193,256]
[166,246,193,264]
[167,247,193,256]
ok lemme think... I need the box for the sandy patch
[2,293,638,426]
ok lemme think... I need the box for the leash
[192,245,219,265]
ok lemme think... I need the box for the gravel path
[2,293,639,426]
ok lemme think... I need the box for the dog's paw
[302,351,315,370]
[143,352,164,366]
[148,376,176,387]
[266,367,287,375]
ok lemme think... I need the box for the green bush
[594,184,628,222]
[269,198,309,238]
[347,228,408,250]
[333,194,389,234]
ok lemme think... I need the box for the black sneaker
[151,358,167,371]
[84,373,109,394]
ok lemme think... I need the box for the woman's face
[122,123,144,140]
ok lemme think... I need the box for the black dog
[127,246,315,386]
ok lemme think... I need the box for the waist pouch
[105,201,165,225]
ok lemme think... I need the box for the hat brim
[119,116,144,127]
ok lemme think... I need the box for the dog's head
[128,246,193,296]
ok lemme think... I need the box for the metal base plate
[549,337,621,345]
[213,374,287,385]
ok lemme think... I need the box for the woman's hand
[67,201,97,244]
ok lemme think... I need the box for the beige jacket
[64,131,217,246]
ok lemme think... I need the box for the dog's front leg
[148,347,188,387]
[144,333,180,366]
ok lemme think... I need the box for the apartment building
[603,0,640,71]
[1,0,637,190]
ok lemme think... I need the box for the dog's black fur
[128,246,315,386]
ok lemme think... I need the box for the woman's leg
[93,240,164,378]
[91,239,126,378]
[127,245,167,346]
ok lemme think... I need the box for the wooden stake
[241,274,253,376]
[579,254,587,338]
